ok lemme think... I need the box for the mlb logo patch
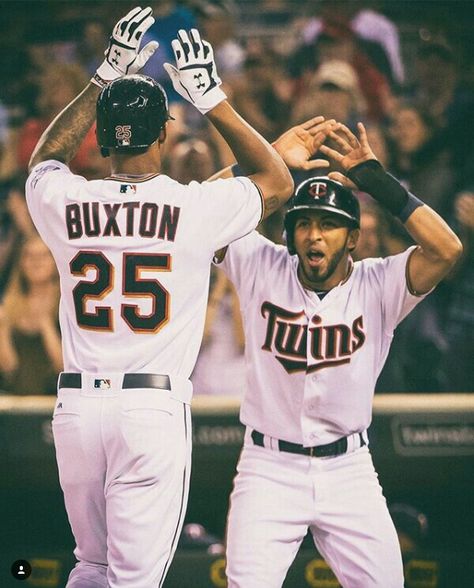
[94,379,111,389]
[120,184,137,194]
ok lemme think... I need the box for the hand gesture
[163,29,226,114]
[272,116,337,171]
[319,122,378,189]
[94,6,158,84]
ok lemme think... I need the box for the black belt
[58,372,171,391]
[251,429,365,458]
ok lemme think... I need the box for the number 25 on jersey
[70,251,170,333]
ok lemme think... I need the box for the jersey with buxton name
[26,160,263,382]
[220,231,428,446]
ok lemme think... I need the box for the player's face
[20,238,57,285]
[293,210,359,290]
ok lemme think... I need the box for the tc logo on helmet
[308,182,327,198]
[115,125,132,145]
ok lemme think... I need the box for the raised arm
[320,122,462,294]
[29,7,158,171]
[207,115,336,185]
[163,29,293,219]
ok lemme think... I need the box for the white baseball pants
[226,433,404,588]
[52,385,191,588]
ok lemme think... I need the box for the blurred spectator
[291,59,366,128]
[352,202,389,262]
[140,0,197,102]
[16,63,98,176]
[0,178,35,297]
[229,49,292,139]
[198,1,246,82]
[441,191,474,392]
[165,136,217,183]
[289,1,395,122]
[192,266,245,396]
[76,19,109,77]
[0,236,62,395]
[388,102,455,218]
[300,0,405,89]
[407,41,474,172]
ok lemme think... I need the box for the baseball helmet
[96,74,172,157]
[284,176,360,254]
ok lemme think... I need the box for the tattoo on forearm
[264,195,280,216]
[30,84,100,168]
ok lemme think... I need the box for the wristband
[398,192,424,223]
[230,163,243,177]
[346,160,424,221]
[91,73,108,89]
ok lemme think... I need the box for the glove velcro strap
[346,160,424,220]
[91,73,108,89]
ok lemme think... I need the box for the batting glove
[163,29,227,114]
[92,6,159,88]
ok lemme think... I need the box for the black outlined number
[122,253,171,332]
[70,251,171,333]
[70,251,113,330]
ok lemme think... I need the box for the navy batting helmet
[96,74,172,157]
[284,177,360,254]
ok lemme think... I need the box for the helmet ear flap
[283,217,296,255]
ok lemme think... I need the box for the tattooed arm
[28,84,100,171]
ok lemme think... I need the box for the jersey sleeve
[377,245,432,334]
[218,231,275,309]
[193,176,263,251]
[25,160,84,238]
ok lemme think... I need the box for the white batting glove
[163,29,227,114]
[92,6,159,87]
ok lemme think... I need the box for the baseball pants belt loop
[251,429,366,458]
[58,372,171,391]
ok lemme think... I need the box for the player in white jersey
[24,7,297,587]
[215,122,462,587]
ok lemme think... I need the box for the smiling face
[293,210,359,290]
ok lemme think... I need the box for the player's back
[26,161,262,379]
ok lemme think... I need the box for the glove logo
[115,125,132,145]
[112,49,121,65]
[194,73,205,89]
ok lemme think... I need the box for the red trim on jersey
[105,173,161,183]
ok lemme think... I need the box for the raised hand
[94,6,158,85]
[163,29,226,114]
[272,117,337,171]
[319,122,378,188]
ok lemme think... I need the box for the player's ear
[158,124,167,145]
[347,228,360,252]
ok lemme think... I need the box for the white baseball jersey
[26,160,262,386]
[220,231,428,446]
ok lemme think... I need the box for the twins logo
[115,125,132,145]
[261,301,365,374]
[308,182,327,199]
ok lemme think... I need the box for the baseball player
[24,7,296,588]
[214,122,462,587]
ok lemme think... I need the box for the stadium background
[0,1,473,586]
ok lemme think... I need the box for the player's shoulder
[27,159,83,190]
[227,230,288,262]
[351,247,415,284]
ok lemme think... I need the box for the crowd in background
[0,0,473,395]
